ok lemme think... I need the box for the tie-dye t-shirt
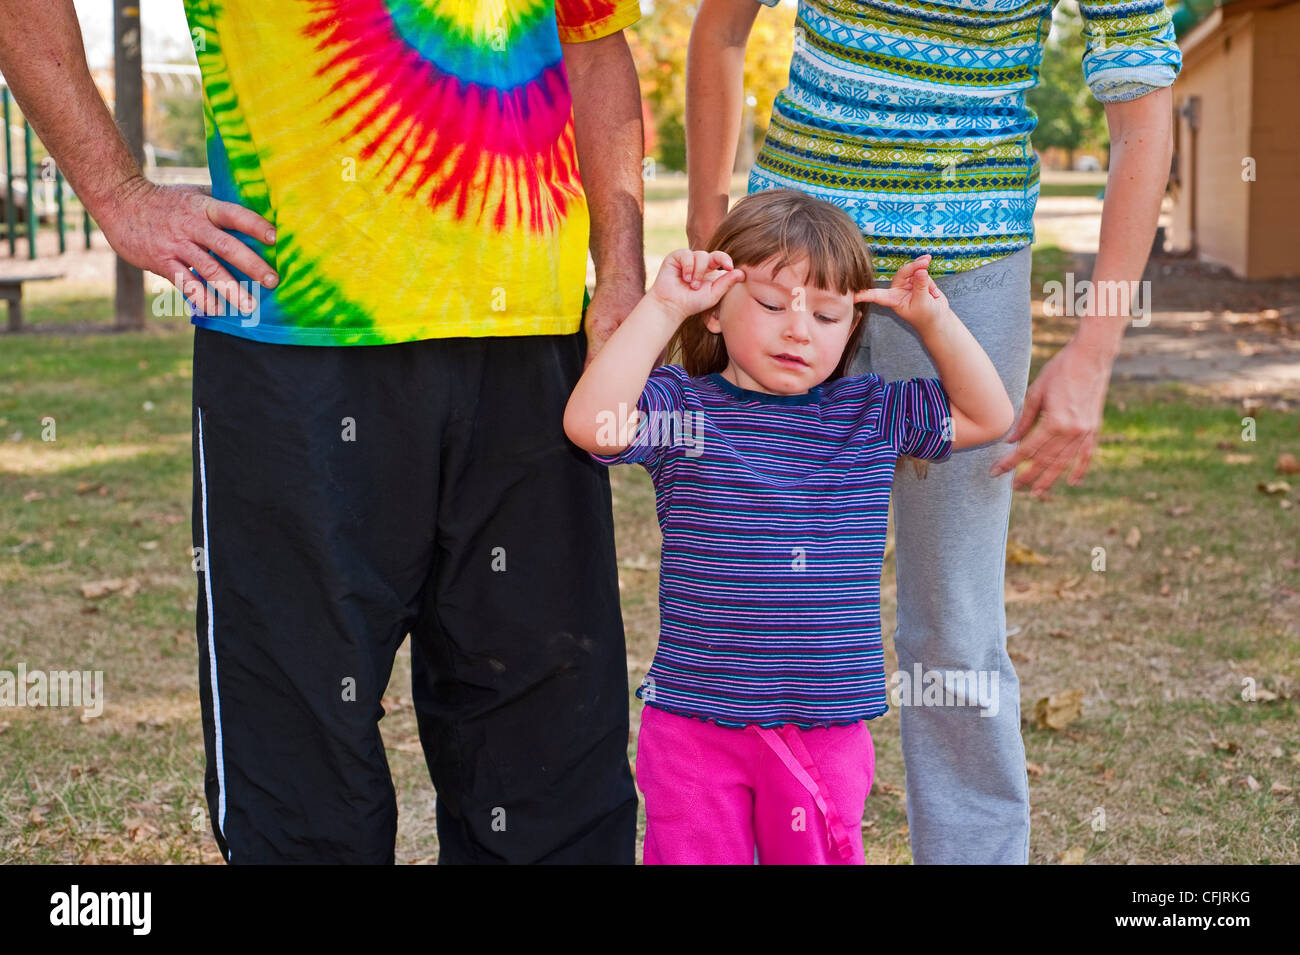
[183,0,640,345]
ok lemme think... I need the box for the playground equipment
[1,86,96,261]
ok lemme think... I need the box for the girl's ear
[703,305,723,335]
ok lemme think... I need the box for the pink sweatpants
[635,704,875,865]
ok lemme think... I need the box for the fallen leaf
[125,819,159,841]
[1277,453,1300,475]
[1026,761,1045,777]
[1124,526,1141,548]
[1007,540,1049,565]
[1243,775,1261,792]
[1271,782,1293,796]
[75,481,103,495]
[79,578,140,599]
[1257,481,1291,495]
[1033,689,1084,730]
[1060,846,1086,865]
[22,490,45,503]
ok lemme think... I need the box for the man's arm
[0,0,276,315]
[562,30,646,368]
[991,87,1174,496]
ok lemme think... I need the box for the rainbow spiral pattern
[183,0,639,345]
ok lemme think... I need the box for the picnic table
[0,273,63,331]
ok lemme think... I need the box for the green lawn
[2,212,1296,863]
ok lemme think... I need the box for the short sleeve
[1077,0,1182,104]
[588,364,690,472]
[755,0,780,6]
[556,0,642,44]
[880,377,954,461]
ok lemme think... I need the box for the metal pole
[113,0,145,329]
[2,88,14,257]
[23,117,35,260]
[56,167,66,253]
[84,206,92,249]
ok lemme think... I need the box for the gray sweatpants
[848,245,1034,865]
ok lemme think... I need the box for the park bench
[0,273,63,331]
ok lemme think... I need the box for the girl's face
[705,256,861,396]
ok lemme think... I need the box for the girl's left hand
[854,254,949,331]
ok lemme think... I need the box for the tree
[628,0,797,173]
[1027,1,1108,169]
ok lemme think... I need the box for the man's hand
[100,175,279,317]
[990,337,1115,498]
[582,282,645,370]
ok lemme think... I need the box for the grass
[1,207,1296,864]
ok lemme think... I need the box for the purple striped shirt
[589,365,953,728]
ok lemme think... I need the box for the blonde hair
[667,188,874,381]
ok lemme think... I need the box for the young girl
[564,189,1014,864]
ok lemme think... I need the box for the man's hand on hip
[99,175,279,317]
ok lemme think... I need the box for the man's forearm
[563,31,645,294]
[0,0,143,220]
[1078,87,1174,359]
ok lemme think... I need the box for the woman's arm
[991,88,1174,493]
[685,0,763,248]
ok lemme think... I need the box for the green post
[56,167,66,254]
[23,116,36,259]
[2,88,14,257]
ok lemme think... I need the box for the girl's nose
[784,309,812,342]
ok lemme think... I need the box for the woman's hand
[853,254,947,332]
[649,249,746,322]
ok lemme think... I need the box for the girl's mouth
[773,354,808,368]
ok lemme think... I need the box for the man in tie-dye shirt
[0,0,646,863]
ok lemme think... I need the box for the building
[1167,0,1300,279]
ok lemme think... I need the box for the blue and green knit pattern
[751,0,1182,277]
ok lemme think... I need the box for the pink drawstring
[752,725,857,862]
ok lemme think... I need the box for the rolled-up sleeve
[1077,0,1183,103]
[556,0,642,43]
[880,377,954,462]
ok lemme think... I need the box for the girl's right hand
[649,249,746,323]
